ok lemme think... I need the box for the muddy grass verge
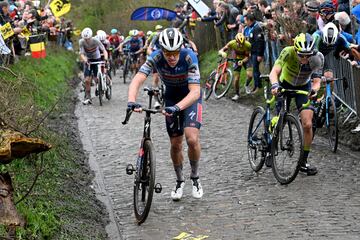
[47,76,109,239]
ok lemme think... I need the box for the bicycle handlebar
[122,107,162,125]
[321,76,345,83]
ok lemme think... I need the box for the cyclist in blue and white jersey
[127,28,204,201]
[313,22,350,84]
[119,30,143,73]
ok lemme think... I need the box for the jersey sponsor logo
[189,111,196,120]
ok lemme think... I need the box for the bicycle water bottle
[269,116,279,133]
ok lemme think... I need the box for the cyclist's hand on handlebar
[163,105,180,116]
[271,82,279,96]
[218,51,227,58]
[309,89,318,99]
[127,102,142,112]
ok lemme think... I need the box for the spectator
[305,0,320,34]
[215,2,240,41]
[243,13,265,93]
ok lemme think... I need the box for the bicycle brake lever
[122,109,133,125]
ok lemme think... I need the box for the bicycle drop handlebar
[122,108,162,125]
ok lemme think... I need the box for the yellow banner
[30,42,45,52]
[0,23,14,40]
[50,0,71,17]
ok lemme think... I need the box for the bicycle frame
[216,58,235,83]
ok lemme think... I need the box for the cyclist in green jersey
[218,33,251,101]
[269,33,324,176]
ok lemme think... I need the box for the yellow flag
[50,0,71,17]
[21,27,31,38]
[73,29,81,36]
[0,23,14,40]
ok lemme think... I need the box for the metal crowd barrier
[324,52,359,122]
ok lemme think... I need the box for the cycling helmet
[235,33,245,44]
[128,30,133,36]
[155,25,163,31]
[322,22,339,45]
[138,31,145,37]
[132,30,139,37]
[96,30,107,41]
[159,28,183,51]
[146,30,153,36]
[294,33,315,55]
[111,28,118,34]
[81,27,93,39]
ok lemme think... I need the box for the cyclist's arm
[176,84,201,110]
[128,72,148,102]
[269,65,281,85]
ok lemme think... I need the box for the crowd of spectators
[0,0,74,65]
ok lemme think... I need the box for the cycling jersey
[139,48,200,102]
[149,33,162,51]
[274,46,324,86]
[226,40,251,60]
[108,35,122,47]
[122,37,143,52]
[79,37,105,60]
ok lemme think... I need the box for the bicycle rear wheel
[326,96,338,153]
[247,106,266,172]
[134,140,155,225]
[271,114,303,184]
[213,68,233,99]
[203,71,216,101]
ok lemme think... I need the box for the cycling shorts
[277,81,312,112]
[84,58,101,77]
[165,96,202,137]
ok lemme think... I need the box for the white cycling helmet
[322,22,339,45]
[81,27,93,39]
[132,29,139,36]
[159,28,183,51]
[96,30,107,41]
[146,30,153,36]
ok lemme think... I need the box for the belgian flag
[29,34,46,59]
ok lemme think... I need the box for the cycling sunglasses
[162,49,181,57]
[297,53,311,59]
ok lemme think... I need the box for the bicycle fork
[126,139,162,194]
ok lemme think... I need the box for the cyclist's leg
[295,82,317,175]
[83,63,94,100]
[183,97,203,198]
[232,64,241,98]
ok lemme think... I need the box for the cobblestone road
[75,73,360,240]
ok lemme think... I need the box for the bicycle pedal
[126,164,135,175]
[154,183,162,193]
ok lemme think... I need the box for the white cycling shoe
[191,177,203,199]
[171,181,185,201]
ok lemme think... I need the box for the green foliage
[69,0,179,34]
[0,48,105,239]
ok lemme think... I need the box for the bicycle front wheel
[123,58,129,84]
[97,73,103,106]
[271,114,304,185]
[326,96,338,153]
[247,106,266,172]
[134,140,155,225]
[213,68,233,99]
[203,71,216,101]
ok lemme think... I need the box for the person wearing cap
[305,0,320,34]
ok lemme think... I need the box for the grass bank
[0,47,107,239]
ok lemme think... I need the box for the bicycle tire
[123,58,129,84]
[213,68,233,99]
[134,140,155,225]
[247,106,266,172]
[271,113,303,185]
[203,71,216,101]
[326,96,338,153]
[98,72,103,106]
